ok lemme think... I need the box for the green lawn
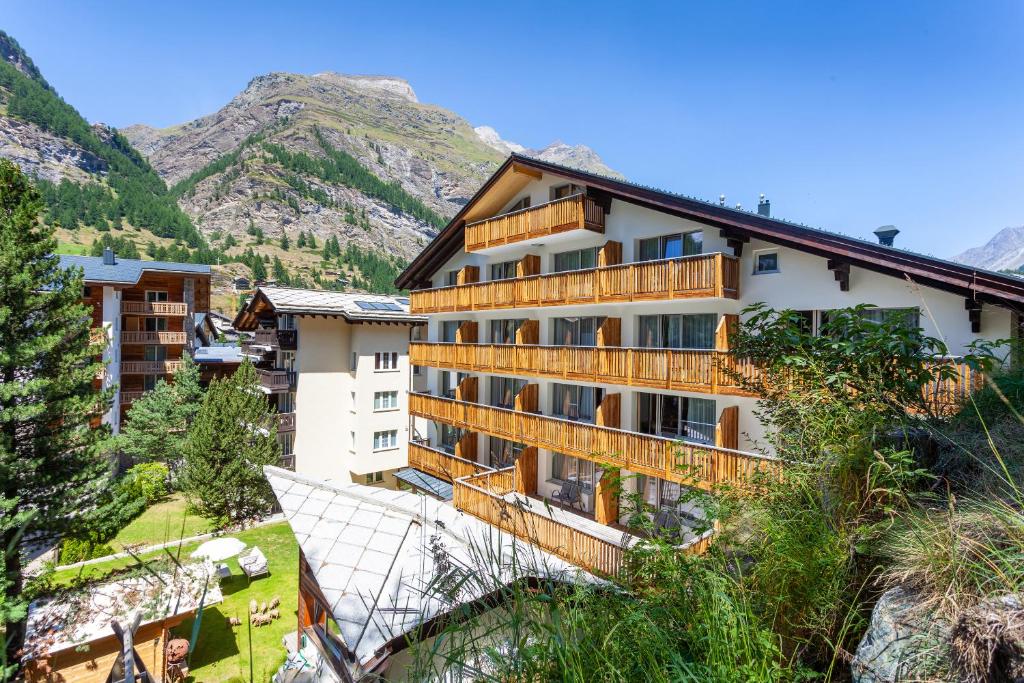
[49,522,299,683]
[110,494,213,551]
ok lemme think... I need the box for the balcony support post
[514,446,538,495]
[594,466,620,526]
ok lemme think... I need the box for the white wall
[101,286,122,434]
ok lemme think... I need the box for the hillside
[952,225,1024,272]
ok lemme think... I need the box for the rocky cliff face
[952,226,1024,272]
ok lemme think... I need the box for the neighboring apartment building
[235,286,425,482]
[60,249,211,435]
[394,154,1024,575]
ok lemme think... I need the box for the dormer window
[507,196,531,213]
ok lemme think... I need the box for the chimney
[873,225,900,247]
[102,247,116,265]
[757,193,770,217]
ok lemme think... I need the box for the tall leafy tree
[181,361,280,525]
[0,160,109,667]
[114,354,202,469]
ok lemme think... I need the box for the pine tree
[296,231,307,249]
[181,361,280,525]
[307,232,317,249]
[0,160,109,667]
[115,355,202,469]
[280,232,290,251]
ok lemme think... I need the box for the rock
[950,594,1024,683]
[852,586,954,683]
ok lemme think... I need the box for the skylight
[355,300,402,312]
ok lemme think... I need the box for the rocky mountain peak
[0,30,51,91]
[473,125,623,178]
[952,225,1024,272]
[311,73,418,102]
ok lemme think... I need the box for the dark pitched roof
[395,154,1024,310]
[59,254,210,285]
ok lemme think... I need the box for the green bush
[58,537,114,564]
[116,462,169,504]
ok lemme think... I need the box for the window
[550,183,582,200]
[490,319,525,345]
[637,314,716,349]
[819,307,921,334]
[278,314,297,330]
[412,365,422,376]
[279,392,296,413]
[143,375,159,391]
[638,231,703,261]
[507,196,531,213]
[552,317,603,346]
[374,352,398,370]
[364,471,385,484]
[549,452,596,493]
[441,371,468,399]
[444,270,460,287]
[144,345,167,362]
[754,251,780,274]
[145,291,168,303]
[313,601,347,662]
[374,391,399,411]
[489,377,526,410]
[439,423,464,453]
[373,430,398,451]
[83,286,91,298]
[280,432,294,456]
[551,383,603,423]
[489,261,517,281]
[637,393,717,444]
[280,350,296,372]
[553,247,598,273]
[144,317,168,332]
[488,437,524,468]
[441,320,461,343]
[354,301,402,312]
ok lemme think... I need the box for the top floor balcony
[122,301,188,316]
[249,328,298,351]
[465,193,604,253]
[411,252,741,314]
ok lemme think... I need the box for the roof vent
[873,225,900,247]
[102,247,116,265]
[719,194,726,206]
[758,194,770,217]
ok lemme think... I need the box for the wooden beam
[719,229,749,257]
[586,187,614,214]
[966,298,983,333]
[511,162,542,179]
[827,259,850,292]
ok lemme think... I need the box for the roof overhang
[396,154,1024,311]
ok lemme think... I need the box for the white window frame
[364,471,385,484]
[374,352,399,372]
[374,391,399,411]
[753,249,780,275]
[373,430,399,451]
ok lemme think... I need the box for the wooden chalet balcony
[121,301,188,316]
[120,390,146,404]
[121,360,184,375]
[257,368,294,393]
[121,331,187,345]
[452,467,713,576]
[408,441,492,482]
[409,392,779,491]
[410,342,760,397]
[465,194,605,252]
[410,253,740,314]
[251,328,298,351]
[277,411,296,432]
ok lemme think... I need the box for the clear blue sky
[5,1,1023,256]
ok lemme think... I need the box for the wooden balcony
[121,331,187,345]
[121,360,183,375]
[410,342,759,396]
[408,441,493,482]
[410,253,740,314]
[277,411,296,432]
[257,368,294,393]
[452,467,712,576]
[120,390,146,404]
[409,393,779,491]
[465,194,605,252]
[121,301,188,316]
[251,328,298,351]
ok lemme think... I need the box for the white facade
[293,315,422,485]
[100,285,122,434]
[417,169,1018,516]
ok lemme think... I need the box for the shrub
[58,537,114,564]
[116,462,169,504]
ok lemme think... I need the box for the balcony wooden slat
[121,360,184,375]
[277,411,296,432]
[410,253,740,314]
[121,301,188,316]
[121,331,187,345]
[408,442,493,482]
[120,390,146,404]
[410,393,779,491]
[465,194,604,252]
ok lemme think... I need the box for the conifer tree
[0,160,109,667]
[181,361,280,525]
[114,355,202,469]
[307,232,317,249]
[279,231,290,251]
[296,230,307,249]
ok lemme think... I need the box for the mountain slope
[952,226,1024,272]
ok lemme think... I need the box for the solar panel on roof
[355,301,377,310]
[355,300,403,312]
[395,297,410,305]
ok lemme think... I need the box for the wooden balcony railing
[410,342,760,396]
[921,361,986,415]
[465,194,605,252]
[410,253,740,314]
[120,390,146,404]
[410,393,779,491]
[121,331,187,345]
[408,441,493,482]
[257,368,294,392]
[121,301,188,316]
[251,328,298,351]
[121,360,184,375]
[277,411,296,432]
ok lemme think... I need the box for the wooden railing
[251,328,298,350]
[922,361,985,415]
[465,194,605,252]
[257,368,293,392]
[277,412,296,432]
[410,393,779,491]
[410,342,759,396]
[121,360,183,375]
[410,253,739,314]
[121,301,188,316]
[121,331,187,345]
[408,442,492,482]
[120,390,146,404]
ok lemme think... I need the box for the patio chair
[551,481,583,510]
[238,546,270,579]
[654,508,685,539]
